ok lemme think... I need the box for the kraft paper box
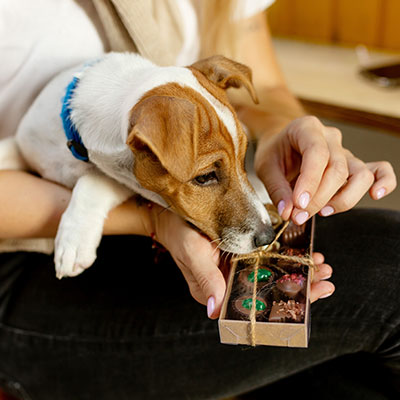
[218,212,315,348]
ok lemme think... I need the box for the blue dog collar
[60,74,89,162]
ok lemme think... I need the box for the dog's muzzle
[253,223,276,249]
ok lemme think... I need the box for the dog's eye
[193,171,218,186]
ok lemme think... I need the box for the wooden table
[272,38,400,133]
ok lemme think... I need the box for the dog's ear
[127,95,198,182]
[190,55,259,104]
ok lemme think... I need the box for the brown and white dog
[0,53,275,278]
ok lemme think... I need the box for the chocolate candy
[275,273,306,298]
[280,247,306,257]
[276,247,306,269]
[281,222,308,248]
[238,266,274,291]
[269,300,305,323]
[231,295,268,321]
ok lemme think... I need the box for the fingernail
[320,273,332,280]
[376,188,386,199]
[319,292,333,299]
[295,211,309,225]
[320,206,334,217]
[207,296,215,318]
[298,192,310,209]
[277,200,285,216]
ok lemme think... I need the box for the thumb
[188,244,226,319]
[165,222,226,319]
[153,208,226,318]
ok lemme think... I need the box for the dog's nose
[253,225,275,248]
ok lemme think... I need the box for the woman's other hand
[255,116,397,223]
[310,252,335,303]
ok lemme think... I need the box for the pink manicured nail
[376,188,386,199]
[277,200,285,216]
[298,192,310,209]
[319,292,333,299]
[207,296,215,318]
[320,206,334,217]
[295,211,309,225]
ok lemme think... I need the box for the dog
[0,53,275,278]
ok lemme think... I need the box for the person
[0,1,398,399]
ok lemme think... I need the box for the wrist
[142,201,156,237]
[256,115,293,140]
[144,201,165,242]
[103,197,157,237]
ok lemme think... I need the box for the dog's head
[126,55,275,254]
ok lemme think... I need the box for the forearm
[0,170,152,239]
[226,12,306,140]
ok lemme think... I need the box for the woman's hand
[255,116,397,223]
[149,204,335,319]
[310,252,334,303]
[149,205,225,319]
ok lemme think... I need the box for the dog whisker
[211,237,224,259]
[210,237,222,245]
[216,237,229,252]
[214,237,234,264]
[222,250,230,261]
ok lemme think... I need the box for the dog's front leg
[54,170,132,279]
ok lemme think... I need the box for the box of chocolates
[218,204,315,348]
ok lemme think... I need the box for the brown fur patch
[126,80,259,244]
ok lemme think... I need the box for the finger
[312,252,324,265]
[366,161,397,200]
[257,151,294,221]
[319,155,374,215]
[292,128,348,223]
[174,229,226,319]
[290,117,330,211]
[156,211,225,319]
[310,280,335,303]
[174,255,225,319]
[312,263,332,282]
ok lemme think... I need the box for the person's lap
[0,208,399,400]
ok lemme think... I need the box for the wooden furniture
[267,0,400,134]
[268,0,400,51]
[272,38,400,134]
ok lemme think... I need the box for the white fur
[54,170,132,278]
[70,53,270,226]
[0,52,273,277]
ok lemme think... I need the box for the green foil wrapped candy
[247,268,272,283]
[241,298,266,311]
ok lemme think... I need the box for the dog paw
[54,224,101,279]
[54,243,97,279]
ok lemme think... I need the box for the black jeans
[0,208,399,400]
